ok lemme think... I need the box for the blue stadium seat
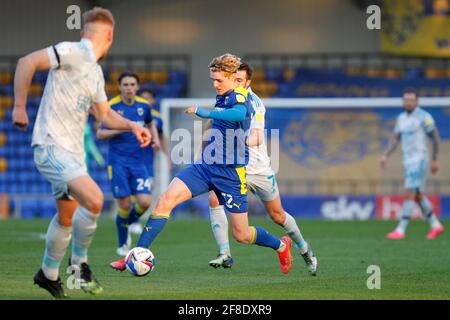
[0,85,13,95]
[32,71,48,85]
[265,69,284,83]
[20,200,39,219]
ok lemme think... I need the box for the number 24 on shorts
[136,178,152,191]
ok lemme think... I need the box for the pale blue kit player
[380,90,444,240]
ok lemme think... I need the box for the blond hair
[208,53,241,77]
[83,7,115,26]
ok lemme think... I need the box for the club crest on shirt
[224,97,229,104]
[236,94,245,103]
[137,107,144,116]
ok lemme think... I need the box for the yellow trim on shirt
[108,96,121,106]
[107,165,113,180]
[135,96,151,105]
[151,109,161,118]
[235,167,247,195]
[255,112,264,122]
[234,86,249,98]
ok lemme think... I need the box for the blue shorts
[108,162,153,198]
[403,159,428,193]
[176,163,248,213]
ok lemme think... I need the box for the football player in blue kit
[126,89,171,235]
[111,53,293,273]
[97,72,160,256]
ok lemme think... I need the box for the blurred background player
[97,72,160,256]
[11,8,151,298]
[129,88,172,234]
[207,61,318,275]
[111,53,293,274]
[139,89,171,167]
[381,90,444,240]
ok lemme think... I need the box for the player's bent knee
[137,200,151,210]
[58,215,73,227]
[155,192,175,213]
[118,203,132,212]
[208,193,220,208]
[269,209,285,225]
[85,196,103,215]
[232,230,251,244]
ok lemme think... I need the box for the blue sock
[137,217,168,248]
[128,203,147,225]
[253,226,282,250]
[116,215,129,247]
[127,206,139,225]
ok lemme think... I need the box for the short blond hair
[208,53,241,77]
[83,7,115,26]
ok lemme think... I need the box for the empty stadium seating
[248,66,450,98]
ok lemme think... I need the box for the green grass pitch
[0,218,449,300]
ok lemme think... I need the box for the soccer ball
[125,247,156,277]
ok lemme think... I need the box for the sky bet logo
[321,196,374,220]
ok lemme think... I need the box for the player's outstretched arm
[150,122,161,151]
[92,101,152,147]
[185,104,246,122]
[13,49,51,131]
[96,127,126,140]
[380,133,400,168]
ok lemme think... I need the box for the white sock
[42,214,72,281]
[282,213,308,254]
[396,200,414,234]
[209,205,230,256]
[419,197,442,229]
[71,207,99,266]
[276,240,286,253]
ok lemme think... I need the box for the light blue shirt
[394,107,435,165]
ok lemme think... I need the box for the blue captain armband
[195,104,246,121]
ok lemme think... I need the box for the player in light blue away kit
[207,61,317,275]
[381,89,444,240]
[111,53,294,273]
[11,8,151,299]
[97,72,160,256]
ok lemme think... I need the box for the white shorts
[247,174,279,202]
[34,144,87,199]
[403,158,428,193]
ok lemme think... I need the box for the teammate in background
[139,89,171,164]
[207,61,318,275]
[11,8,151,298]
[381,90,444,240]
[125,89,172,235]
[111,53,293,273]
[97,72,160,256]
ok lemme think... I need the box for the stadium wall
[0,0,379,96]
